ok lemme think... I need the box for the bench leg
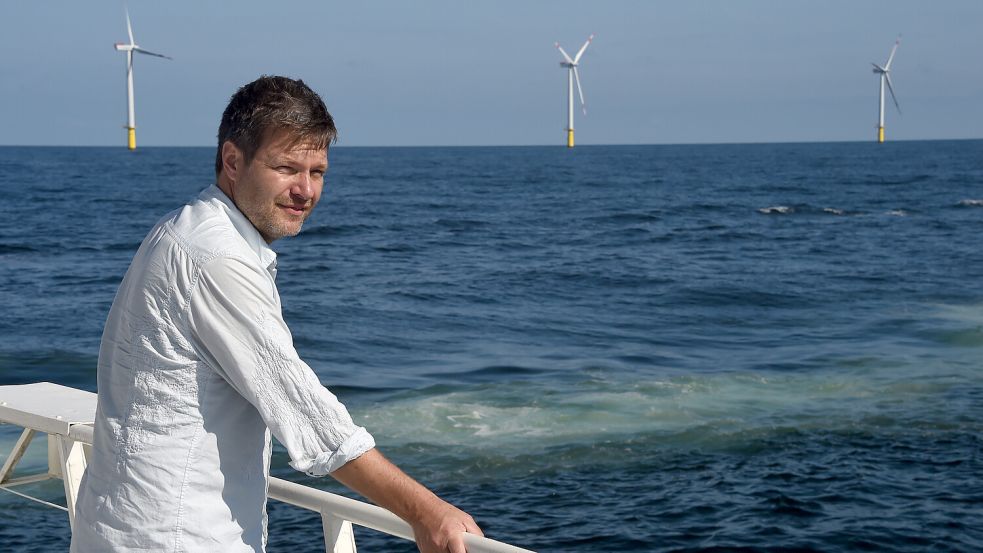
[0,428,36,484]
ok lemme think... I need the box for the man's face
[230,130,327,243]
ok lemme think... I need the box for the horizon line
[1,137,981,149]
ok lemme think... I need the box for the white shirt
[71,185,375,552]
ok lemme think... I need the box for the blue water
[1,141,982,551]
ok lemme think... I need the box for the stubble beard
[243,197,311,243]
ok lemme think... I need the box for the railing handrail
[61,417,536,552]
[268,477,534,553]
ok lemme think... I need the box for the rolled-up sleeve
[187,255,375,475]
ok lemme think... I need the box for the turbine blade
[573,67,586,115]
[871,62,885,73]
[125,8,135,46]
[884,36,901,70]
[573,34,594,64]
[135,47,172,60]
[885,73,901,114]
[555,43,575,65]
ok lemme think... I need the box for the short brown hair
[215,76,337,175]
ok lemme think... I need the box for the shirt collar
[200,184,278,275]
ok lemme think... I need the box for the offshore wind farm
[1,2,982,552]
[100,18,919,149]
[2,2,980,147]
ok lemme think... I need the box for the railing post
[57,435,88,531]
[321,510,357,553]
[48,434,62,478]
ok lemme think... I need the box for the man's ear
[221,141,243,182]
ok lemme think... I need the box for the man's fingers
[447,533,468,553]
[464,519,484,537]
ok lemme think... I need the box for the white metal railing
[0,383,534,553]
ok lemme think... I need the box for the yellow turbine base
[128,128,136,150]
[877,127,884,143]
[567,129,575,148]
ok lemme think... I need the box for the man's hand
[409,494,484,553]
[331,448,484,553]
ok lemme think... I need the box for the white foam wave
[958,199,983,207]
[887,209,907,216]
[823,208,845,215]
[758,206,793,215]
[352,364,974,454]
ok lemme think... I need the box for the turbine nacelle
[115,9,172,59]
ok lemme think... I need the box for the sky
[1,1,981,147]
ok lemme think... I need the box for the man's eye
[312,171,325,179]
[276,166,295,174]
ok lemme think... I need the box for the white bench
[0,382,94,530]
[0,382,533,553]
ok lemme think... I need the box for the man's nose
[291,173,315,200]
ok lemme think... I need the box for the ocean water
[1,141,982,551]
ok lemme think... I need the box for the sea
[1,141,982,552]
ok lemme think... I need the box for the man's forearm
[330,448,440,522]
[330,448,482,553]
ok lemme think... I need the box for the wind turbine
[872,36,901,143]
[114,9,171,150]
[555,34,593,148]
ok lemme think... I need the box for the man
[71,76,481,552]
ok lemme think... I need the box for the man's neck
[216,173,234,200]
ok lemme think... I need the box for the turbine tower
[872,37,901,143]
[555,34,593,148]
[114,9,171,150]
